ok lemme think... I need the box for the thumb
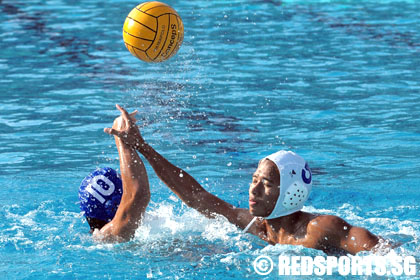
[104,127,122,137]
[129,110,138,123]
[129,110,138,117]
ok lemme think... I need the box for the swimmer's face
[249,159,280,217]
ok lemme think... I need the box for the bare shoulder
[307,214,379,254]
[310,214,350,232]
[309,214,373,238]
[305,215,350,247]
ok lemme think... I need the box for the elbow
[184,191,215,218]
[343,227,380,254]
[185,190,207,208]
[133,188,150,207]
[132,182,151,202]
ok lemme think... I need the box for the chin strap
[242,216,258,234]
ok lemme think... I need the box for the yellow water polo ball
[123,1,184,63]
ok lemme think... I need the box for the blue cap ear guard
[79,167,123,222]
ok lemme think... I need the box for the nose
[249,180,263,197]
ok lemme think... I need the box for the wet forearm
[116,138,149,197]
[136,141,244,224]
[137,143,204,204]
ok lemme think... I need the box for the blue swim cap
[79,167,123,222]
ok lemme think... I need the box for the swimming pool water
[0,0,419,279]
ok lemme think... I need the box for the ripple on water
[0,0,419,278]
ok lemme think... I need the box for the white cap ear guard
[264,150,312,219]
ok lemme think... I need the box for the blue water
[1,0,419,279]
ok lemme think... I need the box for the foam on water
[1,198,419,278]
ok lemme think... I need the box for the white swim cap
[263,150,312,219]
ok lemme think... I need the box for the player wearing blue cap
[79,167,124,231]
[104,104,383,254]
[79,109,150,242]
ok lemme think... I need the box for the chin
[249,207,265,217]
[250,206,275,217]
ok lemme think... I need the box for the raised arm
[141,143,253,227]
[104,105,254,231]
[98,111,150,242]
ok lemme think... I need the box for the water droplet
[227,162,232,166]
[205,178,208,181]
[179,173,183,178]
[351,236,355,241]
[343,226,348,230]
[192,155,197,159]
[324,237,328,240]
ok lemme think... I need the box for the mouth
[249,199,258,206]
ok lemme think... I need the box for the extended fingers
[116,104,133,124]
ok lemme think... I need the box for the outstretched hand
[104,104,145,149]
